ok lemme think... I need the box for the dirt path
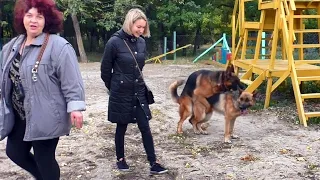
[0,62,319,180]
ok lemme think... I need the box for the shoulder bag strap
[31,33,49,82]
[123,39,144,79]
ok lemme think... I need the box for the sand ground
[0,63,319,180]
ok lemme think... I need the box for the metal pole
[164,37,167,60]
[222,33,231,52]
[262,32,266,59]
[193,37,224,63]
[173,31,176,61]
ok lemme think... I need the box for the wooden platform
[234,59,320,77]
[231,0,320,126]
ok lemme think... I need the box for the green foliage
[250,100,264,110]
[0,21,8,27]
[303,9,318,29]
[1,0,241,42]
[1,1,15,37]
[308,117,320,124]
[56,0,103,22]
[155,1,183,32]
[97,0,138,31]
[245,1,260,21]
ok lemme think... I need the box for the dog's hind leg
[200,122,210,131]
[189,116,201,134]
[177,112,189,134]
[198,112,213,135]
[177,101,192,134]
[196,123,207,135]
[192,104,206,135]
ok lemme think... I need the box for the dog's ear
[252,90,258,98]
[226,65,235,74]
[239,88,244,94]
[237,80,245,90]
[196,74,203,87]
[221,73,226,84]
[225,65,236,80]
[218,73,227,90]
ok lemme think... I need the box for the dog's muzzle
[239,105,250,115]
[239,104,251,111]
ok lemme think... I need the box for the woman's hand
[70,111,83,129]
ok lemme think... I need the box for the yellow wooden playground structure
[231,0,320,126]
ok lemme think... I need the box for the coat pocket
[111,74,133,92]
[29,95,62,138]
[0,99,14,141]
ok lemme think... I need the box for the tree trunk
[90,29,93,52]
[159,22,165,55]
[71,13,88,63]
[193,24,201,56]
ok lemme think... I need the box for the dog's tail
[169,79,185,103]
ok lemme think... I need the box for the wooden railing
[279,0,296,66]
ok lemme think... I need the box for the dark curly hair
[14,0,63,34]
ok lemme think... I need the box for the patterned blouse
[9,53,26,120]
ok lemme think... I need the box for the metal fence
[1,33,233,62]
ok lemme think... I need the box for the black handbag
[123,40,155,104]
[145,84,155,104]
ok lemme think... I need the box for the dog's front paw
[176,129,184,134]
[224,139,232,144]
[200,130,209,135]
[231,135,239,139]
[201,123,210,130]
[193,130,201,134]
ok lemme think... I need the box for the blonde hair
[122,8,150,38]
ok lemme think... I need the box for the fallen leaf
[296,157,305,162]
[61,162,68,167]
[226,173,235,179]
[185,162,191,168]
[240,154,257,161]
[279,149,288,154]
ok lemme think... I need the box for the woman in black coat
[100,8,168,174]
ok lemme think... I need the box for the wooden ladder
[287,0,320,126]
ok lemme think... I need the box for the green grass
[308,117,320,125]
[87,52,103,62]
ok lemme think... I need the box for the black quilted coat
[100,29,152,124]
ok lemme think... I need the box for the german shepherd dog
[191,89,256,143]
[169,65,244,134]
